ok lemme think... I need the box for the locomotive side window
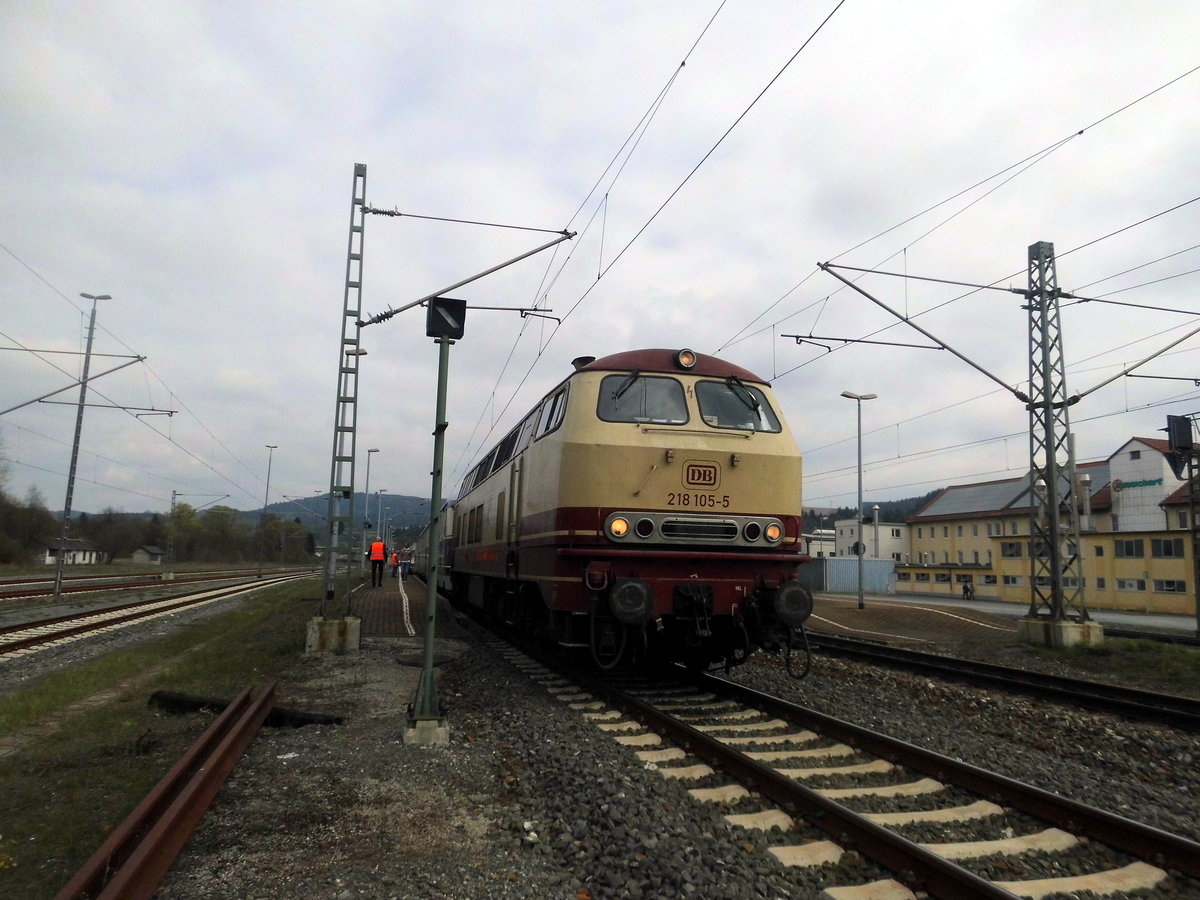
[514,406,541,455]
[490,424,522,476]
[536,386,569,439]
[695,380,782,432]
[597,374,688,424]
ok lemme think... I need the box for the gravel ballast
[150,620,1200,900]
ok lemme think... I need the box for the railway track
[0,574,309,658]
[805,632,1200,731]
[487,637,1200,899]
[0,567,307,601]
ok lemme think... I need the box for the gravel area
[149,616,1200,900]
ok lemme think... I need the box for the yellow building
[895,437,1196,616]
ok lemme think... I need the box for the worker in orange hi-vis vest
[389,551,400,580]
[369,538,387,588]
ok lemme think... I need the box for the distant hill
[260,493,430,534]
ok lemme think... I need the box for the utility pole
[323,163,367,617]
[257,444,277,578]
[53,292,108,600]
[1023,241,1090,642]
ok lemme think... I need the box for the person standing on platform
[389,550,400,579]
[399,545,413,584]
[369,538,388,588]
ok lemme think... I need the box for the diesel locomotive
[414,348,813,672]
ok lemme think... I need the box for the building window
[891,528,901,538]
[956,525,963,537]
[982,575,998,585]
[935,572,951,583]
[1094,545,1104,557]
[956,551,964,564]
[1000,541,1023,558]
[1096,577,1105,589]
[1154,579,1187,593]
[1115,539,1144,558]
[972,524,978,537]
[1112,515,1119,531]
[1003,575,1021,586]
[897,571,911,581]
[915,572,930,582]
[1116,578,1147,592]
[1152,538,1185,558]
[955,574,973,584]
[973,550,979,564]
[1130,450,1141,460]
[943,526,949,538]
[942,552,949,564]
[1179,511,1189,529]
[1010,520,1019,535]
[917,527,922,538]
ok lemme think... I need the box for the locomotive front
[544,348,813,670]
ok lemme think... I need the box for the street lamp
[375,489,388,546]
[257,444,277,578]
[841,390,877,610]
[363,448,379,569]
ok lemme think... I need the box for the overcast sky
[3,1,1199,525]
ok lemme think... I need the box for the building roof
[46,537,104,551]
[137,545,167,555]
[908,460,1110,523]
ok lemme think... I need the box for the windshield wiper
[726,375,760,414]
[613,369,641,401]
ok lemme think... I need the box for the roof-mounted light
[675,348,697,369]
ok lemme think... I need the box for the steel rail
[696,671,1200,880]
[54,681,277,900]
[807,633,1200,730]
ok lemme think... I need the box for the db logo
[684,461,720,489]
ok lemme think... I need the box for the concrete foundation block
[1017,617,1104,648]
[305,616,362,654]
[402,717,451,746]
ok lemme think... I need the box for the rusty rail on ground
[54,680,278,900]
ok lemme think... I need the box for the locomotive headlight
[635,518,655,538]
[675,348,697,369]
[742,522,762,542]
[764,522,784,543]
[608,516,630,538]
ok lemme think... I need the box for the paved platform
[349,574,472,641]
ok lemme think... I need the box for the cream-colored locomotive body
[430,348,812,669]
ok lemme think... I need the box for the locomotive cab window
[597,374,688,424]
[536,387,569,439]
[695,380,781,432]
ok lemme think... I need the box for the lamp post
[362,448,379,570]
[257,444,277,578]
[52,292,110,600]
[841,390,877,610]
[376,490,388,546]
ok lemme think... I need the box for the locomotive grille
[661,519,738,540]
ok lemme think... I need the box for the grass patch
[0,583,322,898]
[1023,638,1200,696]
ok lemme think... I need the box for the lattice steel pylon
[323,163,367,613]
[1024,240,1089,622]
